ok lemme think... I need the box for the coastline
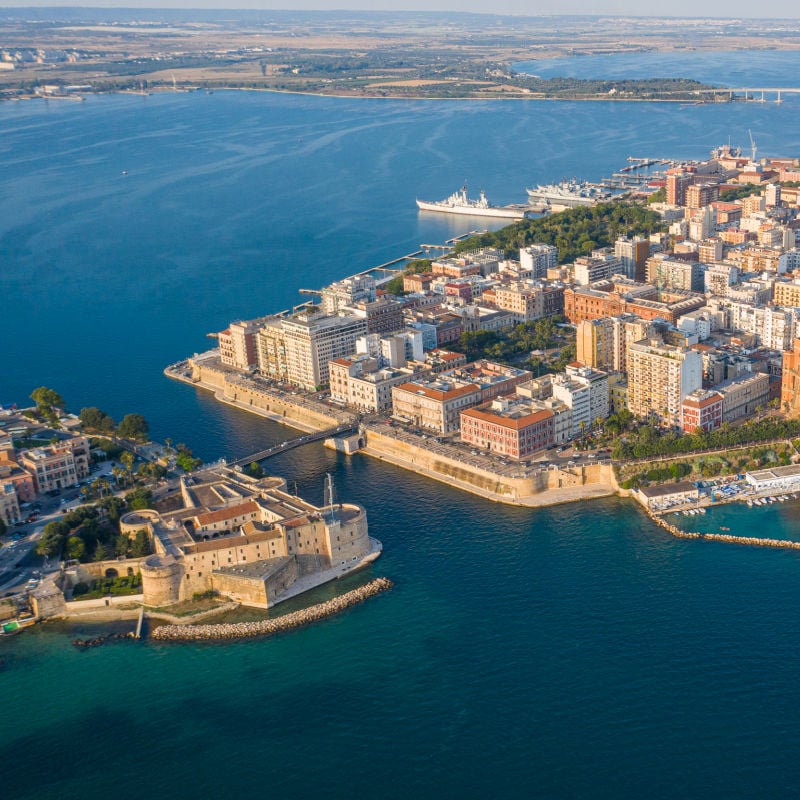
[165,356,620,509]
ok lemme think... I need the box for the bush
[73,582,90,596]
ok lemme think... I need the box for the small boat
[1,621,22,636]
[720,526,730,531]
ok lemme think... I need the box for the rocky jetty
[151,577,393,643]
[72,632,136,649]
[646,508,800,550]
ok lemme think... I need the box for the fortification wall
[220,381,341,430]
[362,429,618,507]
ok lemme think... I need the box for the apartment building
[626,336,702,427]
[257,311,368,390]
[519,244,558,279]
[217,317,270,371]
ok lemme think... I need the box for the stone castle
[119,469,379,609]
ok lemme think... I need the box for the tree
[120,450,135,475]
[125,487,153,510]
[130,530,152,558]
[65,536,86,561]
[79,407,116,432]
[0,519,6,537]
[30,386,64,412]
[93,540,111,562]
[117,414,149,441]
[36,520,68,557]
[175,444,202,472]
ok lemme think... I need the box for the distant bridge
[229,422,359,467]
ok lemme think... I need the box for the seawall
[151,577,393,642]
[166,354,619,508]
[362,428,618,507]
[166,354,355,433]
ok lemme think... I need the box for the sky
[0,0,797,18]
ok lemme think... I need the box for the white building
[745,465,800,493]
[519,244,558,279]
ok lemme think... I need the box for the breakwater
[646,507,800,550]
[151,577,393,642]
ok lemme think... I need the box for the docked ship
[416,184,531,220]
[525,180,612,209]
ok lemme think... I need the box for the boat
[525,179,612,209]
[416,184,531,220]
[1,620,22,636]
[720,526,730,531]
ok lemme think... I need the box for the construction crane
[748,129,758,165]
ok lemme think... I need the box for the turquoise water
[4,85,800,796]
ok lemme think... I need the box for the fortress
[119,469,380,609]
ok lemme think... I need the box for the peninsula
[165,143,800,519]
[2,9,799,102]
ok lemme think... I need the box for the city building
[329,356,425,413]
[685,182,720,210]
[714,371,771,422]
[564,277,706,326]
[460,397,555,460]
[257,310,368,390]
[341,296,404,335]
[321,275,376,315]
[217,318,269,372]
[20,436,91,494]
[431,249,502,279]
[680,389,724,433]
[0,481,21,526]
[519,243,558,279]
[391,376,481,434]
[626,335,702,426]
[666,171,693,206]
[745,465,800,493]
[493,282,564,323]
[449,361,532,402]
[552,365,609,437]
[614,236,650,281]
[645,255,704,293]
[0,455,36,503]
[781,338,800,417]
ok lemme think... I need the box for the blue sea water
[515,49,800,89]
[3,63,800,797]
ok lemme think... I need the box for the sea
[3,49,800,799]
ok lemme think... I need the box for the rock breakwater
[647,508,800,550]
[151,577,393,642]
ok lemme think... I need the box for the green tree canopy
[125,487,153,511]
[117,414,149,441]
[175,444,202,472]
[65,536,86,561]
[30,386,64,412]
[36,520,69,557]
[79,407,116,432]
